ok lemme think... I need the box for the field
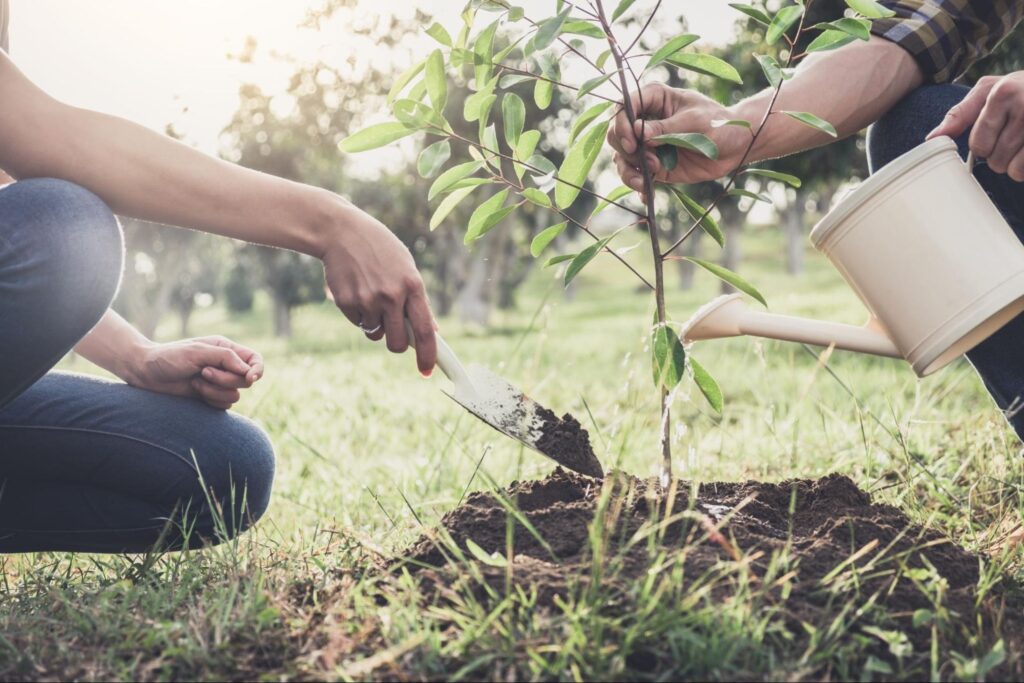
[3,228,1024,681]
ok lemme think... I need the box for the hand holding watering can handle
[403,318,473,387]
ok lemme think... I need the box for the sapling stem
[594,0,673,485]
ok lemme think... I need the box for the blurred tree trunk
[675,229,702,290]
[457,252,491,325]
[272,293,293,338]
[719,202,745,293]
[782,189,808,276]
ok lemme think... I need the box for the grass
[2,226,1024,681]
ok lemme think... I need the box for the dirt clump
[533,407,604,478]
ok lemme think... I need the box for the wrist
[116,339,158,386]
[300,187,354,260]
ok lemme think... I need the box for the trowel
[407,322,603,478]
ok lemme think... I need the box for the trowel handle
[404,319,473,387]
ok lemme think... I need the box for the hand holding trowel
[406,321,604,478]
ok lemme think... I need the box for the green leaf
[464,78,498,122]
[728,3,771,25]
[338,122,416,153]
[656,146,678,172]
[577,73,614,99]
[425,22,452,46]
[522,187,552,208]
[844,0,896,18]
[465,189,512,243]
[555,121,610,209]
[534,7,571,50]
[754,53,783,88]
[429,161,483,201]
[394,98,448,130]
[514,130,541,179]
[545,253,576,266]
[690,357,723,412]
[499,74,534,88]
[591,185,631,216]
[570,102,614,144]
[530,221,567,256]
[806,29,857,53]
[743,168,802,187]
[668,53,743,84]
[782,110,838,137]
[465,539,507,567]
[417,140,451,178]
[425,49,448,112]
[645,33,700,70]
[611,0,637,21]
[652,323,687,390]
[507,5,525,21]
[727,188,772,203]
[473,20,499,86]
[534,78,554,109]
[526,153,557,177]
[651,132,719,159]
[564,233,616,286]
[501,93,526,148]
[563,19,604,38]
[685,257,767,306]
[387,59,425,104]
[814,17,871,40]
[766,5,803,45]
[669,186,724,247]
[596,48,612,70]
[430,185,478,230]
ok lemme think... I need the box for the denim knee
[198,414,276,539]
[867,84,971,172]
[0,178,123,330]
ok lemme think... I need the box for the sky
[9,1,738,154]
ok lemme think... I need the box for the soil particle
[533,407,604,478]
[399,468,1024,667]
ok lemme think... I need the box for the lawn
[2,228,1023,681]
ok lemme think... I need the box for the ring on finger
[357,317,383,335]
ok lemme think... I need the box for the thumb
[928,80,996,140]
[194,344,251,376]
[635,118,667,145]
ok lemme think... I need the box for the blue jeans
[869,85,1024,439]
[0,178,275,553]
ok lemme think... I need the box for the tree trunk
[272,294,293,338]
[783,189,808,276]
[719,201,745,293]
[675,228,702,290]
[178,302,194,338]
[456,252,491,326]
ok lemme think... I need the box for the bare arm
[0,50,438,373]
[75,309,266,409]
[610,37,924,188]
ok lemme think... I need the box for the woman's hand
[929,72,1024,180]
[124,336,264,410]
[319,201,438,376]
[608,84,753,190]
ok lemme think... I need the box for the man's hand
[125,336,264,410]
[319,202,438,376]
[929,73,1024,180]
[608,84,753,190]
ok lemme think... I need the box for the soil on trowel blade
[400,468,1024,665]
[533,407,604,478]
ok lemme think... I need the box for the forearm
[731,37,924,162]
[0,51,346,257]
[73,309,153,383]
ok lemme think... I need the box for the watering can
[683,137,1024,377]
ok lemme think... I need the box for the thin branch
[486,169,655,290]
[623,0,663,56]
[495,64,620,104]
[442,130,648,219]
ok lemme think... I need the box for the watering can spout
[682,294,901,359]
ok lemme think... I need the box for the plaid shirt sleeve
[872,0,1024,83]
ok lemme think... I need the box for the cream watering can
[683,137,1024,377]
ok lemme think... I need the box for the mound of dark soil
[401,468,1020,644]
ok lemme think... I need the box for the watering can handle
[966,150,976,170]
[403,318,473,387]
